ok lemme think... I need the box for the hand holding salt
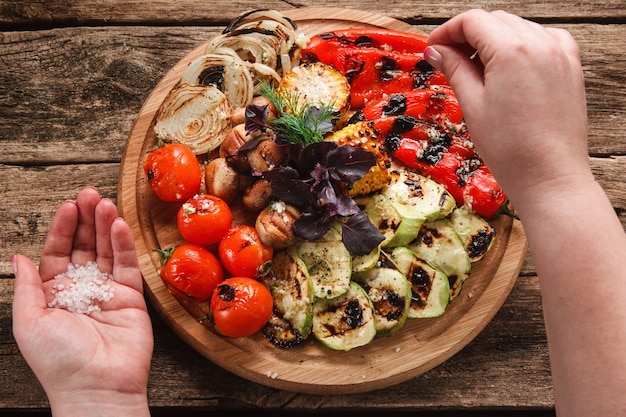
[12,187,153,417]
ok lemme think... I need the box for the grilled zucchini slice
[406,219,471,300]
[363,194,423,248]
[381,169,456,221]
[294,227,352,299]
[449,205,496,262]
[262,249,314,348]
[391,247,450,318]
[352,244,380,273]
[312,281,377,351]
[353,251,412,337]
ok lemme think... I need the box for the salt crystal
[48,261,114,314]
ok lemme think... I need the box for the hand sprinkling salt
[49,261,114,314]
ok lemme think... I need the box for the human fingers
[94,198,119,274]
[38,200,79,281]
[110,217,144,294]
[428,9,537,60]
[12,255,47,337]
[70,187,102,266]
[546,27,583,69]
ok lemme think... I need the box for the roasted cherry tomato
[210,277,273,338]
[218,225,273,278]
[143,143,201,202]
[177,194,233,246]
[159,243,223,302]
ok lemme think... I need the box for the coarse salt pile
[49,261,115,314]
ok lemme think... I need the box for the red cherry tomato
[159,243,223,302]
[210,277,273,338]
[143,143,201,202]
[218,225,273,278]
[177,194,233,246]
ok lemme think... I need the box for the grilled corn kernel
[327,121,391,196]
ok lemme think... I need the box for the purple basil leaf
[326,146,377,184]
[301,141,337,173]
[275,138,304,165]
[315,180,339,216]
[335,194,360,217]
[238,136,263,153]
[263,167,317,210]
[263,165,300,180]
[293,211,333,241]
[245,104,271,135]
[310,163,331,188]
[341,212,385,256]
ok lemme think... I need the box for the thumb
[424,44,485,109]
[12,254,47,331]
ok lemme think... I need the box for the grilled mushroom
[246,137,286,173]
[255,201,301,249]
[242,179,274,212]
[204,157,240,204]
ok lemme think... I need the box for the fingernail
[424,46,444,71]
[11,255,18,276]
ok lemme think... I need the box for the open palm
[12,187,153,415]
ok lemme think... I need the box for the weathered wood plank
[0,27,222,165]
[0,275,553,410]
[0,163,119,275]
[1,0,624,27]
[1,24,624,167]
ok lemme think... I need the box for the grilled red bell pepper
[387,133,507,219]
[359,93,507,219]
[360,89,465,133]
[301,28,448,108]
[303,28,430,54]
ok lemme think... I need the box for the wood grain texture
[1,0,624,27]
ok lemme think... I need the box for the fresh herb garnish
[255,83,337,147]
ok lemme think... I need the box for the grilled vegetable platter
[118,7,528,394]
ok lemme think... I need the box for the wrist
[503,170,596,214]
[48,389,150,417]
[510,172,608,225]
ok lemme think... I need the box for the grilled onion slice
[154,83,233,155]
[206,33,281,68]
[180,53,253,109]
[223,9,297,37]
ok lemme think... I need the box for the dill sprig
[260,83,337,147]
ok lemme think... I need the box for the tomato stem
[153,247,175,266]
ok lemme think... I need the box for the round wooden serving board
[118,7,528,394]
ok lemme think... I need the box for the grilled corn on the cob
[278,62,351,126]
[327,121,391,196]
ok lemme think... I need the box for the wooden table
[1,1,624,416]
